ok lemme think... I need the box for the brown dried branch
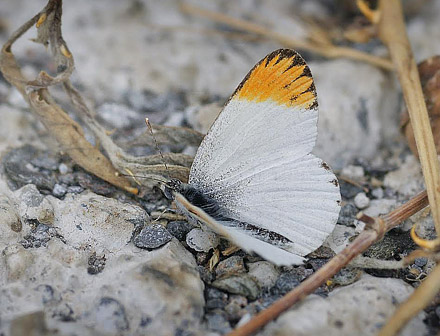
[0,0,138,194]
[180,2,394,71]
[358,0,440,334]
[0,0,198,192]
[227,190,429,336]
[124,125,204,149]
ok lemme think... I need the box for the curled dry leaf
[402,55,440,158]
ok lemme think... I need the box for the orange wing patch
[233,49,317,109]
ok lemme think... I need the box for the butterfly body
[164,49,341,265]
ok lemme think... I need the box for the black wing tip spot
[331,179,339,187]
[321,161,330,170]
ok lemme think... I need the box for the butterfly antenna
[145,118,169,171]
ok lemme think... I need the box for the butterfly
[163,49,341,265]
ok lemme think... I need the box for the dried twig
[180,3,394,71]
[0,0,137,194]
[227,190,429,336]
[0,0,197,192]
[371,0,440,235]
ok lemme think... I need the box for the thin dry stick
[180,3,394,71]
[227,191,429,336]
[378,263,440,336]
[375,0,440,234]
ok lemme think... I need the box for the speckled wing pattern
[188,49,341,264]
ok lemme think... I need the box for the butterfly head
[162,178,183,200]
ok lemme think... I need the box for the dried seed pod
[401,55,440,158]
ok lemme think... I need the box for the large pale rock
[312,60,399,169]
[263,274,426,336]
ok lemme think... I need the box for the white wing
[173,192,305,266]
[189,49,341,258]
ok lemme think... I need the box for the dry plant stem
[377,0,440,234]
[378,263,440,336]
[180,3,394,71]
[0,0,137,194]
[227,190,429,336]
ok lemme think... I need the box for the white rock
[0,193,21,233]
[341,165,365,180]
[96,103,140,129]
[247,261,280,289]
[48,192,148,254]
[263,274,426,336]
[312,60,399,169]
[383,155,424,197]
[186,228,220,252]
[1,197,205,336]
[16,184,54,226]
[363,199,397,218]
[354,192,370,209]
[324,224,356,254]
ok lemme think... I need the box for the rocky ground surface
[1,0,440,335]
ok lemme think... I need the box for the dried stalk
[0,0,198,192]
[375,0,440,235]
[227,190,429,336]
[0,0,137,194]
[180,3,394,71]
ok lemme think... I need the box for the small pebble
[371,187,384,199]
[247,261,280,289]
[205,311,232,334]
[212,274,260,300]
[166,221,192,241]
[52,184,67,198]
[354,192,370,209]
[224,295,248,322]
[186,228,219,252]
[133,224,172,249]
[66,186,84,194]
[205,287,228,310]
[216,256,246,278]
[337,203,357,226]
[414,257,428,267]
[58,163,70,175]
[87,252,106,275]
[341,165,365,180]
[339,181,363,199]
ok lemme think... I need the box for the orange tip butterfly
[163,49,341,265]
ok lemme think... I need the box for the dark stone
[87,252,106,275]
[271,267,313,296]
[2,145,57,191]
[21,224,63,249]
[197,265,214,284]
[66,186,84,194]
[52,183,67,198]
[215,256,246,278]
[339,180,363,199]
[167,221,193,241]
[414,257,428,267]
[363,230,417,260]
[133,224,173,249]
[205,310,232,334]
[205,287,228,310]
[337,203,358,226]
[77,172,116,196]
